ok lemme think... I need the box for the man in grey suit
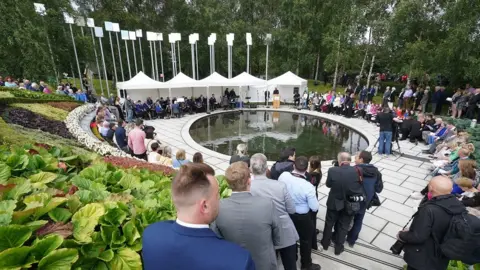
[212,161,281,270]
[250,153,299,270]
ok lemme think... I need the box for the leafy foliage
[0,143,179,268]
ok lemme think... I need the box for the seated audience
[142,163,255,270]
[193,152,204,163]
[105,123,116,143]
[144,126,162,155]
[173,149,190,168]
[423,120,456,154]
[114,120,128,151]
[99,121,109,138]
[397,176,465,270]
[229,144,250,167]
[456,177,478,198]
[148,142,162,163]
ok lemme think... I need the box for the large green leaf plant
[0,143,179,269]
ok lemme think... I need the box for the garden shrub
[0,144,232,269]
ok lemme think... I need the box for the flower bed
[104,156,176,176]
[10,103,70,121]
[1,107,73,139]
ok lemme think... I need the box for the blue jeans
[378,131,392,154]
[127,109,133,122]
[346,210,366,245]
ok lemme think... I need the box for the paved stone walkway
[145,107,433,256]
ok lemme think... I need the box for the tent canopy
[198,72,233,87]
[268,71,307,86]
[163,72,204,88]
[116,71,164,90]
[229,72,266,86]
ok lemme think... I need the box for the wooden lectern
[273,94,280,109]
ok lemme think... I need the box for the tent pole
[206,86,210,114]
[169,88,173,117]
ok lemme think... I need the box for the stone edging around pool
[180,107,378,164]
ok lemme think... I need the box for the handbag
[344,167,364,215]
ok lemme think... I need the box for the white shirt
[176,219,209,229]
[148,152,161,163]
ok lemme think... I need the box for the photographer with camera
[395,176,465,270]
[321,152,364,255]
[377,107,402,156]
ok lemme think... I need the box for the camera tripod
[373,130,403,157]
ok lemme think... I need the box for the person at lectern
[273,88,279,95]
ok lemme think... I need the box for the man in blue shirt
[279,156,320,270]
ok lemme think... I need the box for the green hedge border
[0,86,80,104]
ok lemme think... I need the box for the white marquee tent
[117,71,309,104]
[267,71,308,103]
[198,72,235,104]
[116,71,164,101]
[229,72,267,103]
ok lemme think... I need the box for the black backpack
[438,211,480,264]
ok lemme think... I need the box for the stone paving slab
[144,107,428,253]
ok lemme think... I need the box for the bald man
[397,176,466,270]
[321,152,364,255]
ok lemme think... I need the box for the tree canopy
[1,0,479,87]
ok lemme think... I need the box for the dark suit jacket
[212,193,280,270]
[143,221,255,270]
[326,165,365,211]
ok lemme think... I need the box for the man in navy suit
[142,163,256,270]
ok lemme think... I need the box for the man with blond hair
[143,163,255,270]
[212,161,281,270]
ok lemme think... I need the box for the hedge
[446,117,480,163]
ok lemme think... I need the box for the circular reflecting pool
[189,111,368,161]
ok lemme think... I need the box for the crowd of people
[0,74,95,103]
[4,70,480,269]
[137,85,480,270]
[139,134,479,270]
[142,149,383,270]
[307,83,480,123]
[116,88,239,123]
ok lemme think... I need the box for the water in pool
[189,111,368,161]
